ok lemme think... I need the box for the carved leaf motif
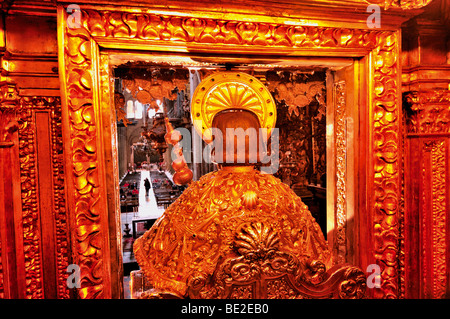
[338,268,367,299]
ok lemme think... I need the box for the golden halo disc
[191,72,277,143]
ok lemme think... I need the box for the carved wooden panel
[426,140,447,298]
[371,31,401,299]
[58,6,402,298]
[0,94,70,299]
[403,88,450,298]
[404,90,450,134]
[18,97,70,299]
[405,137,450,298]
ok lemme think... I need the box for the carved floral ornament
[59,6,402,299]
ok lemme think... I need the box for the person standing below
[144,178,151,196]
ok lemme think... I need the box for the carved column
[402,0,450,299]
[0,84,70,298]
[404,91,450,299]
[16,96,70,299]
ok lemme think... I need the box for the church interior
[0,0,449,299]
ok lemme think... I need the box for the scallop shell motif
[234,222,280,257]
[204,82,264,123]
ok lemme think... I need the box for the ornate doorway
[57,5,402,299]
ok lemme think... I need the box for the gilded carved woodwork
[0,83,20,107]
[398,93,407,299]
[0,80,19,299]
[0,107,18,299]
[58,6,402,298]
[429,141,447,299]
[100,52,124,299]
[271,71,327,190]
[185,220,366,299]
[60,21,108,298]
[334,81,347,265]
[17,103,43,298]
[404,90,450,134]
[133,168,339,298]
[405,134,450,299]
[265,71,326,119]
[16,96,69,299]
[371,31,401,299]
[0,91,69,298]
[81,9,389,50]
[420,140,448,298]
[401,2,450,298]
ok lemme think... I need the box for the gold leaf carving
[371,31,400,299]
[60,7,401,299]
[134,169,331,297]
[404,90,450,134]
[14,96,70,298]
[334,81,347,265]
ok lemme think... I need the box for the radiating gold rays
[205,82,263,123]
[191,72,276,142]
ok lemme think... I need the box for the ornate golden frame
[57,5,402,299]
